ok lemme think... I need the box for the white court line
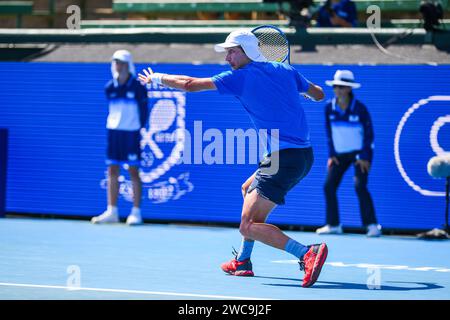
[0,282,275,300]
[271,261,450,273]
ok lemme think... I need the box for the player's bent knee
[239,220,254,238]
[239,225,251,238]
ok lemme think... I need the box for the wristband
[151,73,165,85]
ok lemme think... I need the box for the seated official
[316,0,357,27]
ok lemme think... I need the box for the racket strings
[253,27,289,63]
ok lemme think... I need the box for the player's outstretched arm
[138,67,216,92]
[162,74,216,92]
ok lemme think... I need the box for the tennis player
[138,30,327,287]
[91,50,148,226]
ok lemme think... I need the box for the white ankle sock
[107,205,118,214]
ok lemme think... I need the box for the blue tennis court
[1,217,449,300]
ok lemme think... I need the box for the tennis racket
[251,25,290,64]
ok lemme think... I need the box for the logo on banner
[101,86,193,203]
[394,96,450,196]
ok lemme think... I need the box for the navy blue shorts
[247,147,314,205]
[106,129,141,166]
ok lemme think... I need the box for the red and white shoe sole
[222,269,254,277]
[221,267,254,276]
[234,270,254,277]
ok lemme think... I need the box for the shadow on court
[255,276,444,291]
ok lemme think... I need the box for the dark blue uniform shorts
[247,147,314,205]
[106,129,142,167]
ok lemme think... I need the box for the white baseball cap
[214,30,267,62]
[325,70,361,89]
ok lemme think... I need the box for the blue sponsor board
[0,62,449,230]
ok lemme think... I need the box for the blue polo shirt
[212,61,312,154]
[325,96,374,162]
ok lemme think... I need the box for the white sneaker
[316,224,343,235]
[366,224,382,237]
[126,207,143,226]
[91,206,119,224]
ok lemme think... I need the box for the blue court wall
[0,62,449,231]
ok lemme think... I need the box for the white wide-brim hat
[214,30,267,62]
[325,70,361,89]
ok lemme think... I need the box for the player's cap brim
[325,80,361,89]
[214,42,241,52]
[214,43,268,62]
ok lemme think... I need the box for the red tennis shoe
[221,258,254,276]
[300,243,328,288]
[221,249,254,276]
